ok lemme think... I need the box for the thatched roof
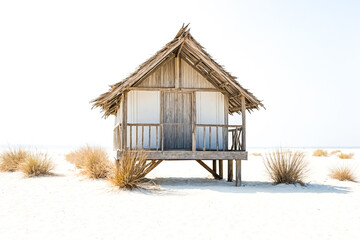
[92,24,264,118]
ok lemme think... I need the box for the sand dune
[0,148,359,240]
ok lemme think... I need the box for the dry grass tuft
[109,151,153,190]
[82,148,113,179]
[251,152,262,157]
[312,149,329,157]
[264,149,308,185]
[338,152,354,159]
[329,166,356,182]
[330,150,341,156]
[19,152,54,177]
[66,146,112,178]
[0,148,29,172]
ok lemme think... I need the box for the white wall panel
[196,92,225,150]
[126,90,160,149]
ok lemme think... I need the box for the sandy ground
[0,148,359,240]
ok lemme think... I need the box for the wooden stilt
[228,160,233,182]
[219,160,223,179]
[235,159,241,186]
[212,160,217,174]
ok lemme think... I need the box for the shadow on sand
[151,177,351,194]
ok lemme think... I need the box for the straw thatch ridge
[92,24,265,118]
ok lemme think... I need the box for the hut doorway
[163,92,192,150]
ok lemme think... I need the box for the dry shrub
[20,152,54,177]
[338,152,354,159]
[264,149,308,185]
[312,149,329,157]
[109,151,153,190]
[329,166,356,182]
[330,150,341,156]
[251,152,262,157]
[0,148,29,172]
[65,146,89,168]
[66,146,112,178]
[82,148,112,178]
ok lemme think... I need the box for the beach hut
[92,25,264,186]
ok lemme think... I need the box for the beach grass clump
[312,149,329,157]
[251,152,262,157]
[330,150,341,156]
[109,150,151,190]
[0,148,29,172]
[19,152,54,177]
[82,147,112,179]
[264,149,308,186]
[338,152,354,159]
[329,166,356,182]
[66,146,112,178]
[65,146,89,168]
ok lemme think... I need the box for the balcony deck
[117,149,247,160]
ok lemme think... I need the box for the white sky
[1,0,359,149]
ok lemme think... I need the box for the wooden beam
[219,82,229,88]
[144,160,163,176]
[177,41,186,57]
[196,160,221,180]
[129,87,225,93]
[175,57,180,88]
[130,150,248,160]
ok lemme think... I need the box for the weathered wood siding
[163,92,192,150]
[126,90,160,148]
[181,59,215,89]
[135,57,215,89]
[196,92,225,150]
[136,58,175,88]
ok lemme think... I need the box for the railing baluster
[141,125,144,149]
[156,126,159,151]
[148,126,151,150]
[216,126,218,151]
[203,126,206,151]
[136,126,138,150]
[161,124,164,152]
[129,125,132,150]
[209,126,211,150]
[222,126,225,151]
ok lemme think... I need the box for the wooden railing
[114,123,243,151]
[195,124,243,151]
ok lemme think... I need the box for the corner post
[122,91,128,151]
[192,92,196,151]
[236,95,246,187]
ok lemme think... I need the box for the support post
[227,160,233,182]
[241,95,246,151]
[219,160,223,179]
[122,91,128,150]
[235,95,246,187]
[235,159,241,186]
[192,92,197,151]
[212,160,217,174]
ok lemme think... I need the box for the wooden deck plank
[117,150,247,160]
